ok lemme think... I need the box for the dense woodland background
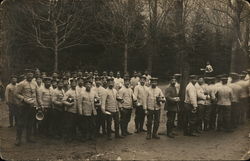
[0,0,249,82]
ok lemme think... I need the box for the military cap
[57,79,64,84]
[150,77,158,81]
[124,76,130,81]
[24,69,35,73]
[70,78,77,82]
[10,74,17,79]
[95,76,101,81]
[71,71,77,75]
[189,75,198,79]
[204,77,209,81]
[43,77,52,82]
[62,76,68,80]
[51,79,58,83]
[84,79,92,84]
[241,71,247,75]
[174,74,182,78]
[140,75,147,79]
[77,77,83,81]
[70,78,77,83]
[107,77,114,81]
[229,72,238,76]
[239,74,245,78]
[221,77,228,81]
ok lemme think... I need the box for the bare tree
[201,0,250,72]
[8,0,92,71]
[94,0,145,73]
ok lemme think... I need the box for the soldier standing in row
[15,69,38,146]
[38,77,54,137]
[101,77,124,140]
[93,76,107,136]
[216,76,233,132]
[195,77,209,132]
[164,78,180,138]
[134,76,147,133]
[52,79,65,139]
[183,75,198,136]
[118,78,134,137]
[145,78,165,140]
[62,79,79,143]
[5,75,18,128]
[78,80,98,141]
[228,73,242,129]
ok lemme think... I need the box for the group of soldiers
[4,68,250,146]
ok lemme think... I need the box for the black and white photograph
[0,0,250,160]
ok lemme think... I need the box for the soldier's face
[108,81,114,88]
[96,80,101,87]
[58,82,63,88]
[198,78,204,85]
[78,72,83,77]
[140,79,145,85]
[191,79,197,84]
[78,80,83,86]
[11,78,17,84]
[124,81,130,88]
[52,82,57,88]
[26,73,34,81]
[171,79,176,86]
[151,81,157,88]
[71,82,77,89]
[45,81,51,88]
[63,80,68,86]
[36,78,42,85]
[85,82,92,91]
[52,73,58,78]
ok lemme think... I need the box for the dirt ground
[0,84,250,160]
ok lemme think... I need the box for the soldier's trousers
[120,108,132,135]
[204,105,212,130]
[183,103,197,135]
[96,107,106,135]
[64,112,77,140]
[196,104,205,130]
[52,109,64,137]
[239,98,248,124]
[106,111,120,137]
[40,108,53,136]
[8,103,17,126]
[16,104,36,142]
[166,111,176,134]
[177,102,184,129]
[209,104,217,129]
[231,102,240,128]
[85,115,96,139]
[147,109,160,136]
[217,105,231,130]
[134,105,145,131]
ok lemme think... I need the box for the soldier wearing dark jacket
[15,69,38,146]
[164,78,180,138]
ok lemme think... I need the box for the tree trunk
[147,0,158,75]
[175,0,188,102]
[230,0,248,72]
[54,21,58,72]
[124,43,128,73]
[54,46,58,72]
[147,50,153,74]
